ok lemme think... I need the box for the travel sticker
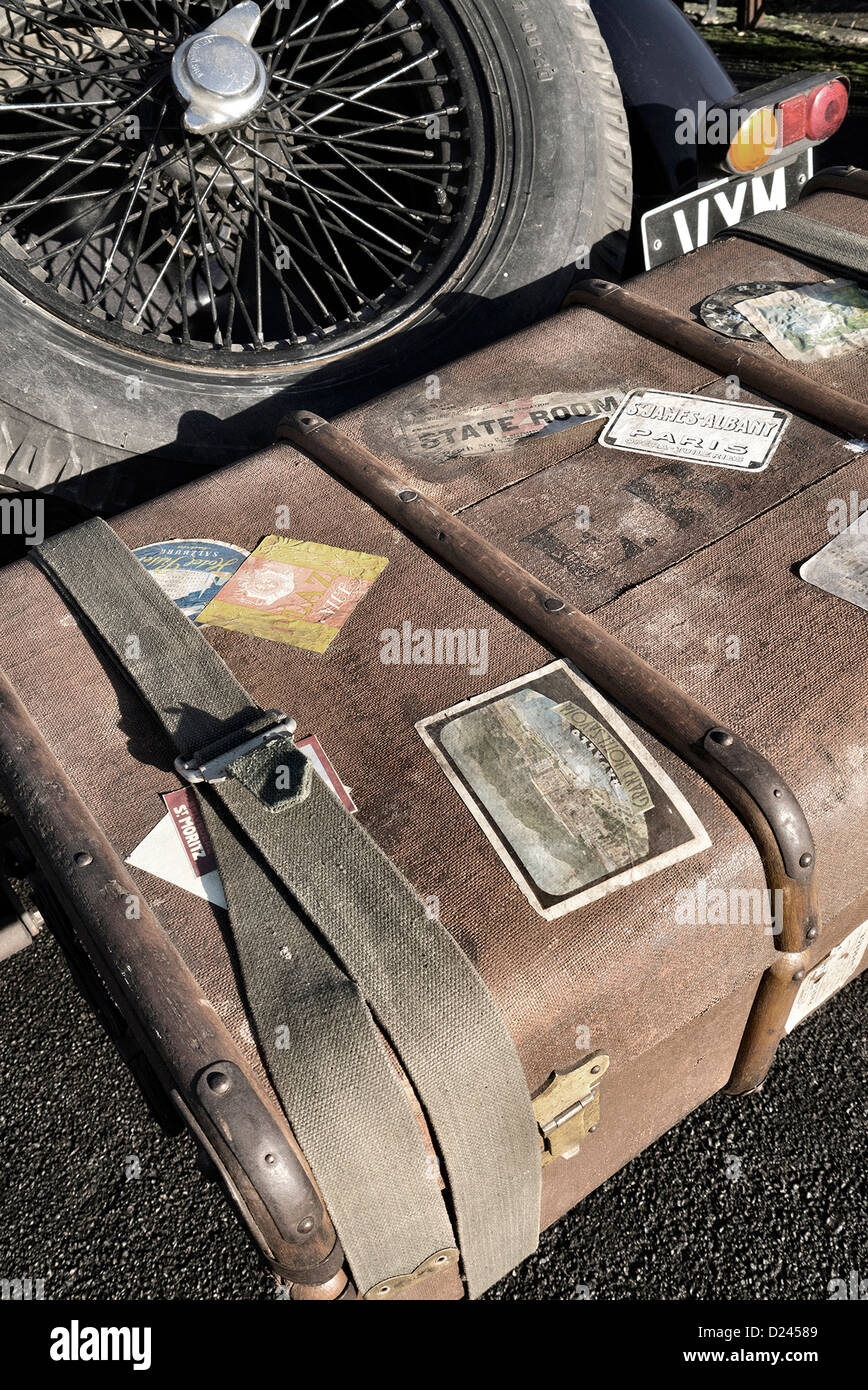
[786,919,868,1033]
[126,742,356,906]
[800,512,868,613]
[162,789,218,878]
[698,281,793,341]
[196,535,389,652]
[599,388,790,472]
[392,388,625,464]
[296,735,357,813]
[417,660,710,919]
[135,539,249,619]
[735,279,868,362]
[126,806,227,909]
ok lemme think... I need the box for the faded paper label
[698,281,792,341]
[736,279,868,362]
[135,539,249,619]
[392,388,624,464]
[800,512,868,613]
[417,659,710,919]
[599,388,789,471]
[162,789,218,877]
[126,810,227,909]
[786,919,868,1032]
[296,734,357,813]
[196,535,388,652]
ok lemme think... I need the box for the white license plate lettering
[641,151,813,269]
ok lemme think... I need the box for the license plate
[640,149,814,270]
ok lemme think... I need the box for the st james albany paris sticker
[599,388,790,472]
[417,661,709,919]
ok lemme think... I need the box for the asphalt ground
[1,924,865,1302]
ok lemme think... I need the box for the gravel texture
[1,929,865,1302]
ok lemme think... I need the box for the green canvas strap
[37,517,541,1298]
[728,209,868,282]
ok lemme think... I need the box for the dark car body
[590,0,738,211]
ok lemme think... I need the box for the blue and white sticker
[135,538,249,619]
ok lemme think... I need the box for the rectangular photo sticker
[417,660,710,919]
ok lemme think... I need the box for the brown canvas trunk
[1,178,866,1300]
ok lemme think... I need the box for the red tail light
[776,78,849,150]
[805,79,849,142]
[778,93,807,147]
[717,73,850,176]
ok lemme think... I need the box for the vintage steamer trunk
[1,174,867,1299]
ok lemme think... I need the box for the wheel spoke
[131,160,220,325]
[208,133,377,311]
[99,97,169,287]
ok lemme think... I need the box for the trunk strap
[37,516,540,1299]
[728,209,868,282]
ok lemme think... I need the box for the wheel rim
[0,1,491,365]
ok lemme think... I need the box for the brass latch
[363,1248,460,1300]
[532,1051,609,1165]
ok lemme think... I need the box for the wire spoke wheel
[0,0,488,362]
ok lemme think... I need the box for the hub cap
[171,4,267,135]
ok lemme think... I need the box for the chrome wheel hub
[171,2,267,135]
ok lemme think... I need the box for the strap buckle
[174,711,297,784]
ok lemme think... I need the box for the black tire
[0,0,631,507]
